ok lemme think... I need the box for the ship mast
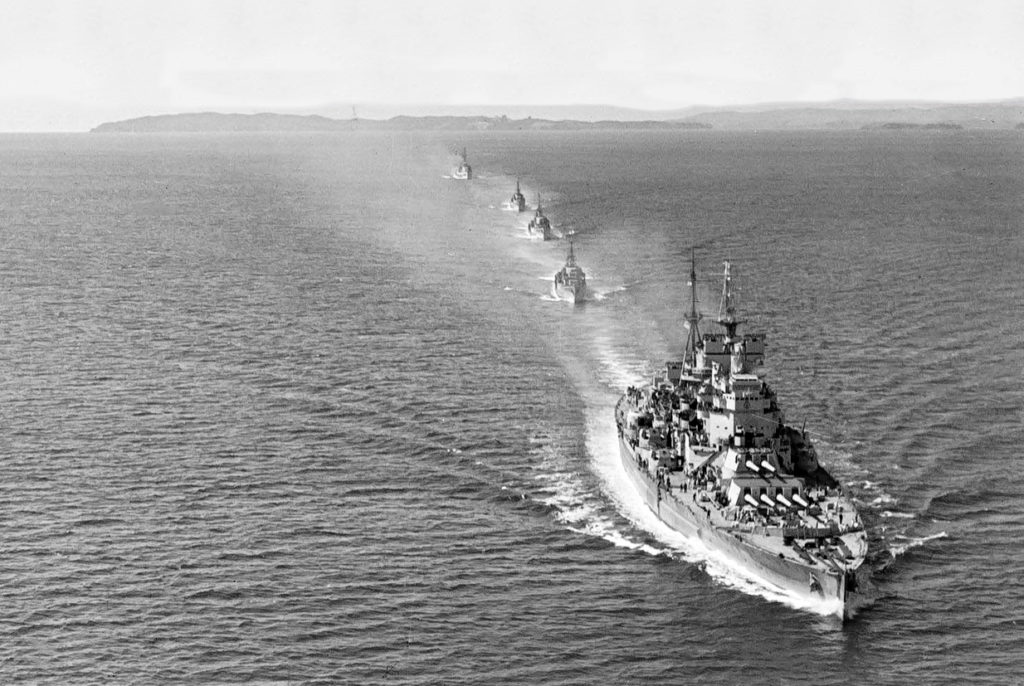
[717,260,744,341]
[683,248,703,368]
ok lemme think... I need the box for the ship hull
[617,433,855,616]
[554,283,586,303]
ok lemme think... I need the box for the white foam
[589,284,626,302]
[548,292,578,305]
[590,335,651,391]
[869,494,898,507]
[513,228,548,241]
[534,464,675,555]
[888,531,947,556]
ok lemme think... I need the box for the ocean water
[0,130,1022,684]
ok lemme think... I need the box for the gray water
[1,130,1022,684]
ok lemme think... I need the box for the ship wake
[535,468,670,558]
[887,531,947,557]
[588,284,627,302]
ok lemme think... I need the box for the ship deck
[655,480,861,570]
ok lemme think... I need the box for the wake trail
[481,167,851,617]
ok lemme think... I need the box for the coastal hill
[680,101,1024,130]
[90,113,711,133]
[91,100,1024,132]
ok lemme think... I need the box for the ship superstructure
[502,177,527,212]
[528,194,552,240]
[452,148,472,180]
[614,255,867,617]
[553,236,587,302]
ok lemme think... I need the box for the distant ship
[553,236,587,302]
[527,194,553,240]
[502,178,527,212]
[452,148,472,180]
[614,256,868,618]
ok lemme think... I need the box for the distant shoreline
[91,101,1024,133]
[90,113,713,133]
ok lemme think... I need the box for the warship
[614,255,868,618]
[502,178,527,212]
[452,148,472,180]
[527,194,553,240]
[553,236,586,302]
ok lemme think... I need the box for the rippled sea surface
[1,130,1022,684]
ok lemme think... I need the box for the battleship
[614,256,867,618]
[527,194,553,240]
[452,148,472,180]
[553,236,586,302]
[502,178,527,212]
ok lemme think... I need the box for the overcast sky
[1,0,1022,131]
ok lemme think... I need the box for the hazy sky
[2,0,1022,131]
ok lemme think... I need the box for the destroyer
[502,178,527,212]
[614,256,867,617]
[553,236,587,302]
[528,194,553,240]
[452,148,472,180]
